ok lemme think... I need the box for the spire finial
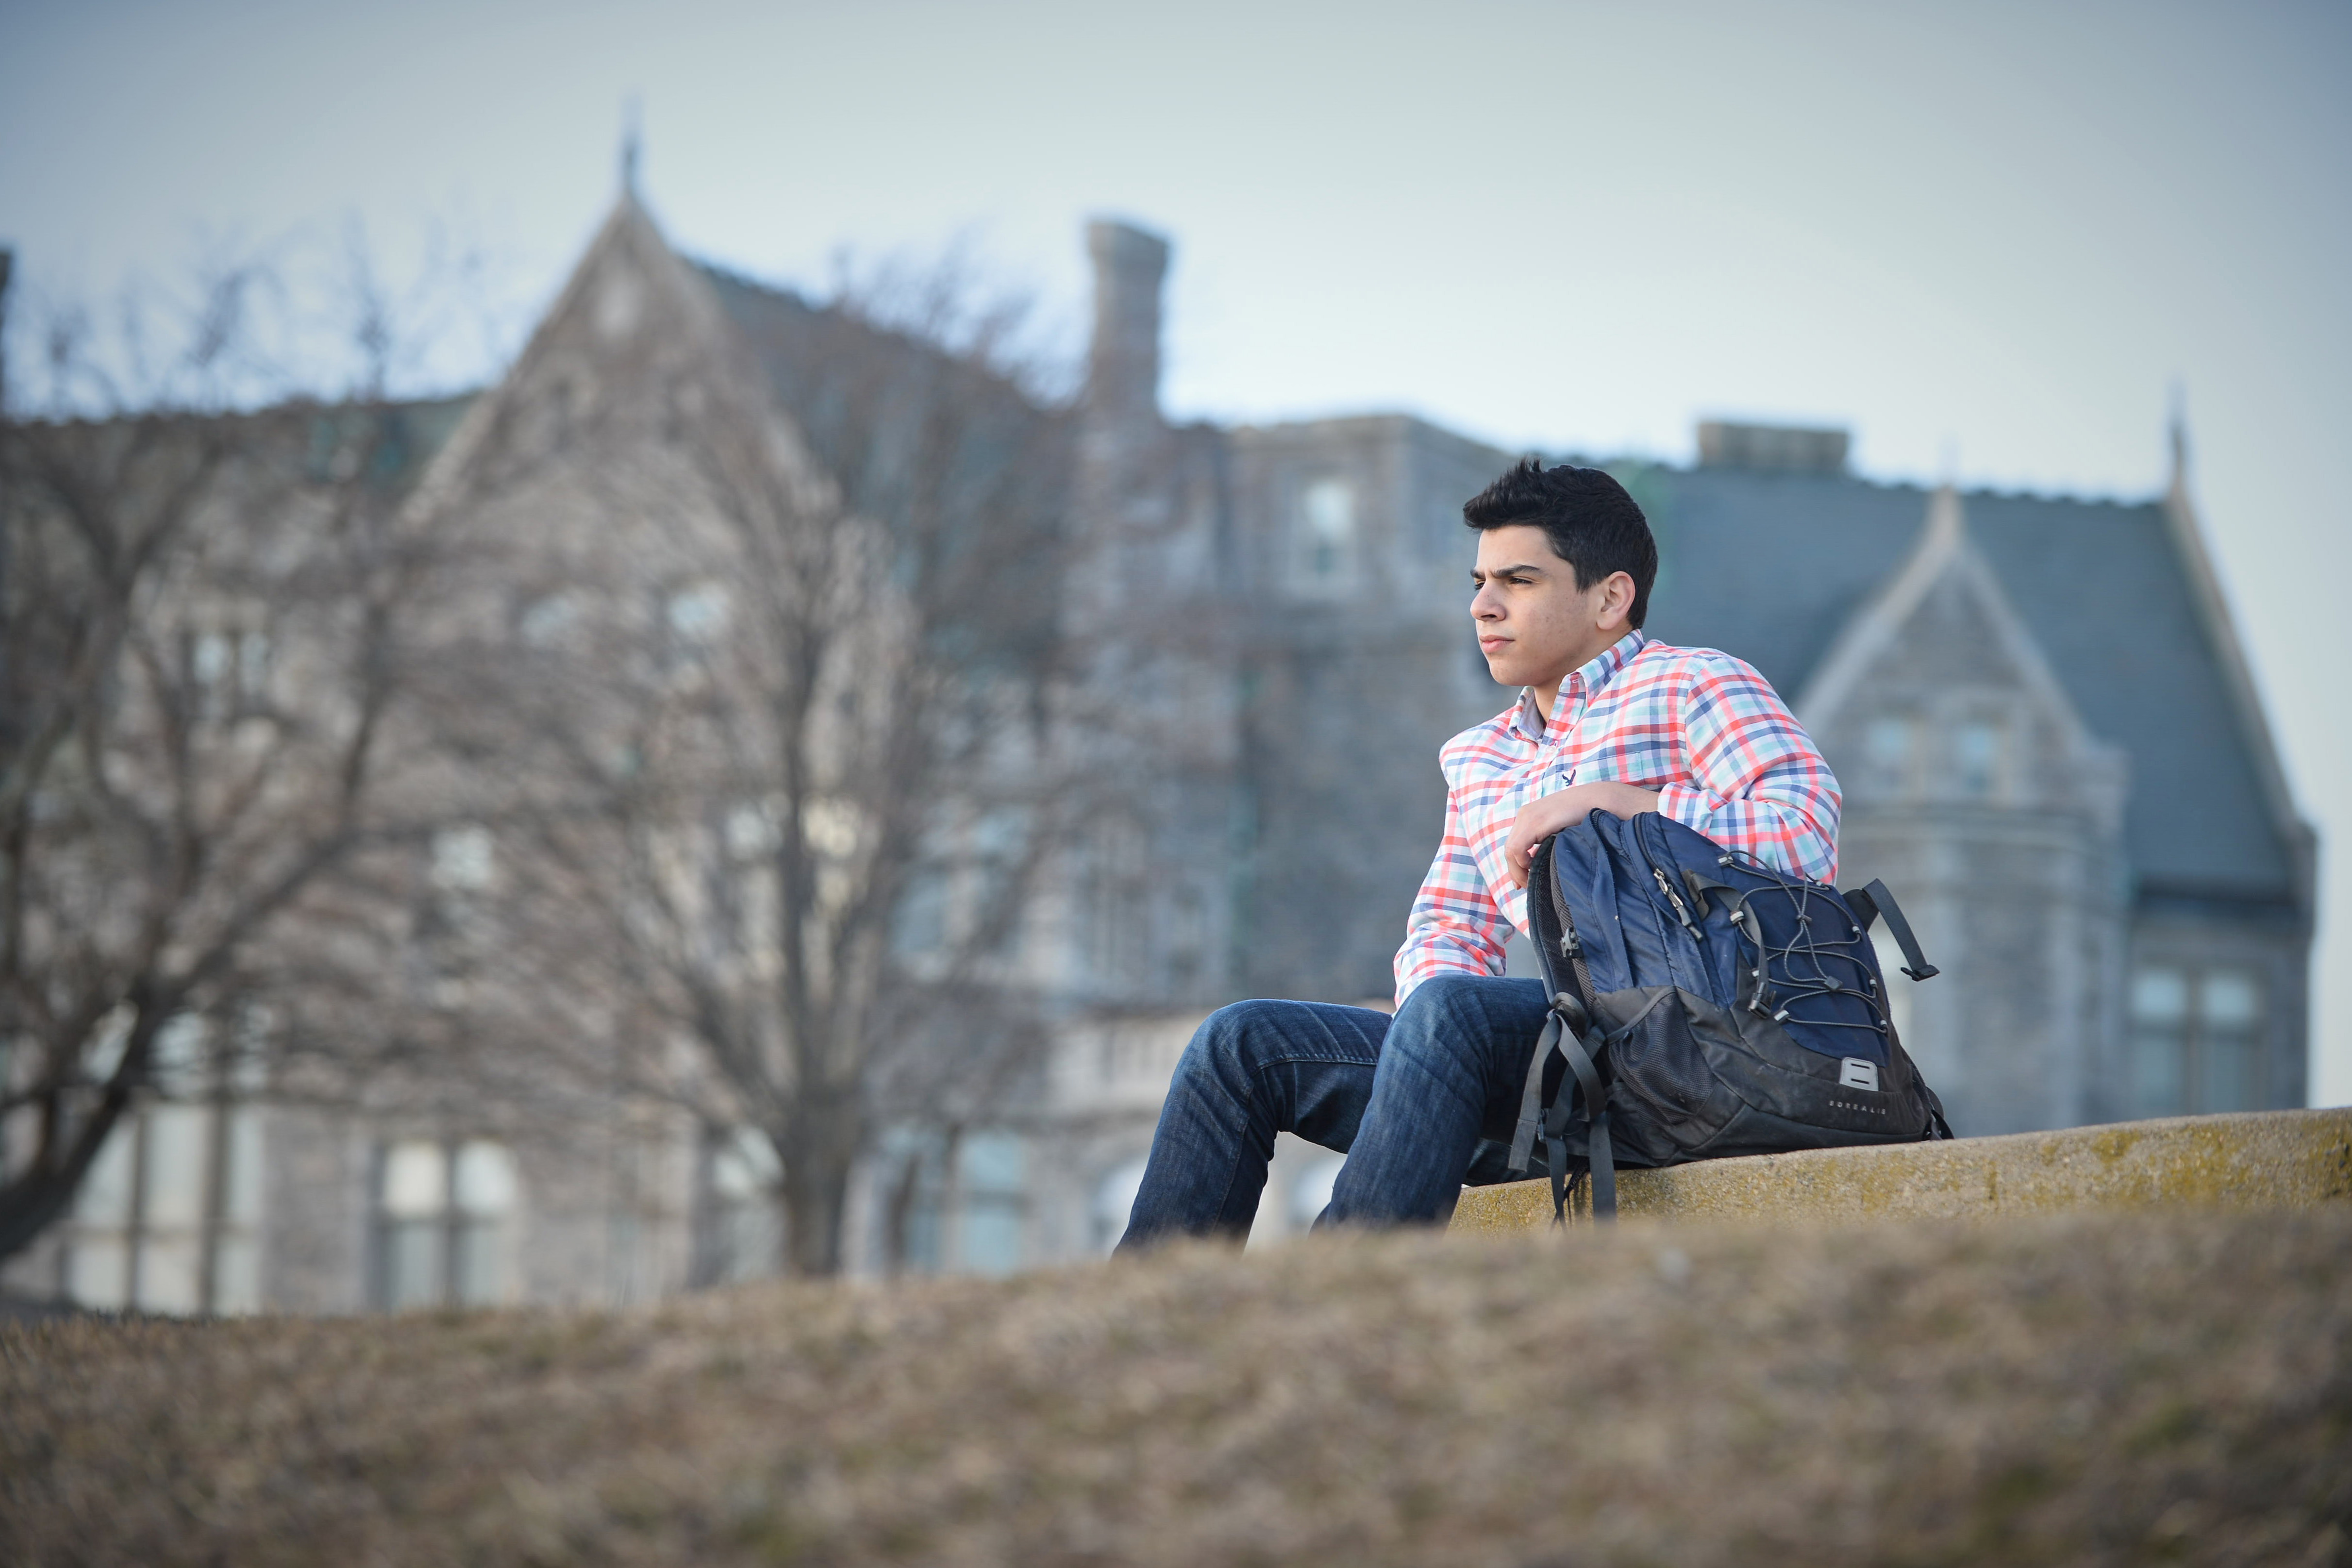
[620,97,642,199]
[2167,382,2190,495]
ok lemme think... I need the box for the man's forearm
[1502,781,1663,888]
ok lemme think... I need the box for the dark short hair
[1463,458,1659,627]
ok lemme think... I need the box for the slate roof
[1626,464,2302,909]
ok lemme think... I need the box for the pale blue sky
[5,0,2348,1100]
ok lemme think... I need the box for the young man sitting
[1116,459,1841,1244]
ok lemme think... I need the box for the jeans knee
[1392,974,1491,1037]
[1181,999,1287,1085]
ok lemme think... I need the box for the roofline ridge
[2159,467,2316,919]
[691,256,814,306]
[1794,484,1965,728]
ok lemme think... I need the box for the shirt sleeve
[1393,778,1512,1006]
[1651,654,1843,883]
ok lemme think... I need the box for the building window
[1080,822,1148,992]
[376,1138,518,1309]
[517,591,582,648]
[186,622,272,720]
[1952,720,2005,800]
[1092,1156,1148,1253]
[1298,478,1356,586]
[1863,715,1916,799]
[1098,1020,1186,1089]
[955,1132,1027,1277]
[1291,1151,1346,1231]
[430,825,497,892]
[2130,965,2265,1118]
[877,1127,1030,1275]
[59,1016,264,1316]
[698,1127,781,1286]
[665,581,732,657]
[1168,884,1209,991]
[66,1100,265,1315]
[892,874,949,957]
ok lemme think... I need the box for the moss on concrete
[1450,1108,2352,1233]
[5,1207,2350,1566]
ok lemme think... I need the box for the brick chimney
[1085,219,1169,427]
[1696,420,1850,475]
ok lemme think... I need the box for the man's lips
[1478,636,1511,654]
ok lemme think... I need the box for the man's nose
[1471,585,1502,619]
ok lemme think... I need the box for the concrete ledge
[1450,1107,2352,1232]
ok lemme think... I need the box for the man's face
[1469,524,1635,692]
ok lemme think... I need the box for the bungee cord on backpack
[1714,853,1891,1039]
[1692,848,1940,1047]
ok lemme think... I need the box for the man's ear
[1598,571,1638,631]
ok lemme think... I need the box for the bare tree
[419,224,1095,1276]
[0,251,489,1264]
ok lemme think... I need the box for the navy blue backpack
[1506,810,1953,1222]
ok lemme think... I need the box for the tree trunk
[777,1096,863,1276]
[0,1083,133,1262]
[0,1002,162,1264]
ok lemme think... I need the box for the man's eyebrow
[1476,561,1551,577]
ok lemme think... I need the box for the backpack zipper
[1632,818,1704,944]
[1536,837,1598,1010]
[1651,866,1702,939]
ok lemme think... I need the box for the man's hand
[1502,782,1664,889]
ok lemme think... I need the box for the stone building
[5,194,2313,1311]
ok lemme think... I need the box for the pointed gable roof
[1631,460,2311,917]
[394,192,755,527]
[1796,484,2097,744]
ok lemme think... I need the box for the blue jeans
[1115,974,1554,1249]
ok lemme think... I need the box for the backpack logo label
[1838,1058,1880,1092]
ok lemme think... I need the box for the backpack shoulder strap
[1851,877,1939,981]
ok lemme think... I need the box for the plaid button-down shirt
[1394,630,1840,1003]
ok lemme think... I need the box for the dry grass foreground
[4,1209,2349,1567]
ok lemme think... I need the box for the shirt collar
[1514,629,1648,740]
